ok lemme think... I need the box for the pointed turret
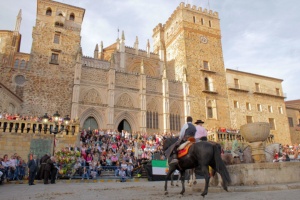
[140,59,144,75]
[134,36,139,55]
[100,41,103,52]
[98,41,104,60]
[121,30,125,41]
[14,9,22,33]
[146,39,150,57]
[120,30,125,52]
[94,44,99,59]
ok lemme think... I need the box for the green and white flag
[152,160,168,175]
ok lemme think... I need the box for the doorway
[83,117,98,130]
[118,119,131,133]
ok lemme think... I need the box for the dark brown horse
[163,137,231,197]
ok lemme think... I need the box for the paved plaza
[0,180,299,200]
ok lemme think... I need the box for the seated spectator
[127,162,134,178]
[86,153,93,166]
[273,150,279,162]
[70,160,82,180]
[111,154,118,166]
[81,166,89,180]
[96,161,102,176]
[119,168,126,182]
[120,160,128,176]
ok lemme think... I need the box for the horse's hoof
[201,193,207,197]
[193,181,197,185]
[176,184,179,187]
[171,184,174,186]
[164,191,168,195]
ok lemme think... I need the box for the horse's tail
[213,144,231,187]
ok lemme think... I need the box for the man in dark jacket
[169,116,196,165]
[44,156,54,184]
[28,155,38,185]
[38,153,50,180]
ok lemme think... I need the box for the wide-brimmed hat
[194,119,205,124]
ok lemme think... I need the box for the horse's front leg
[171,172,174,186]
[165,166,176,195]
[180,170,186,195]
[200,166,210,197]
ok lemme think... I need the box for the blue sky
[1,0,299,100]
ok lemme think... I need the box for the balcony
[200,68,216,74]
[227,83,249,92]
[202,89,218,94]
[253,88,286,99]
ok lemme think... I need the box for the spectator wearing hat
[194,119,207,142]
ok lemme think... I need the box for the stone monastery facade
[0,0,293,144]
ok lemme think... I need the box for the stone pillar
[71,47,82,120]
[120,31,125,69]
[139,60,146,132]
[107,67,116,128]
[182,71,190,119]
[162,67,170,132]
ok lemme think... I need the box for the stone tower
[23,0,85,116]
[153,3,231,128]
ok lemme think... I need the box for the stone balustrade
[0,119,80,136]
[208,131,274,144]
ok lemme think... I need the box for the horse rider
[194,119,207,142]
[169,116,196,165]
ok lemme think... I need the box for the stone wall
[0,83,22,114]
[226,69,291,144]
[0,119,80,160]
[227,162,300,186]
[286,105,300,144]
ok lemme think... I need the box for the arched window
[201,18,204,25]
[169,113,181,131]
[14,59,19,68]
[20,60,26,69]
[69,13,75,21]
[209,20,212,27]
[58,12,63,16]
[207,100,217,119]
[46,8,52,16]
[146,111,159,129]
[193,16,196,23]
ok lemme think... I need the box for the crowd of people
[66,128,169,182]
[1,115,300,184]
[273,143,300,162]
[0,153,59,185]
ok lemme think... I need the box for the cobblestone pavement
[0,180,299,200]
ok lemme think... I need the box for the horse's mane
[163,136,179,151]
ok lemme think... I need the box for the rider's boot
[169,153,178,165]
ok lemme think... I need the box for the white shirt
[179,122,193,139]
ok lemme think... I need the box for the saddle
[177,137,195,159]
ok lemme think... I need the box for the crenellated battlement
[153,2,219,34]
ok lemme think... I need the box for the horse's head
[162,137,178,152]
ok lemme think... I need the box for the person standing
[194,119,207,142]
[28,155,38,185]
[50,157,58,184]
[44,156,54,184]
[38,153,50,180]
